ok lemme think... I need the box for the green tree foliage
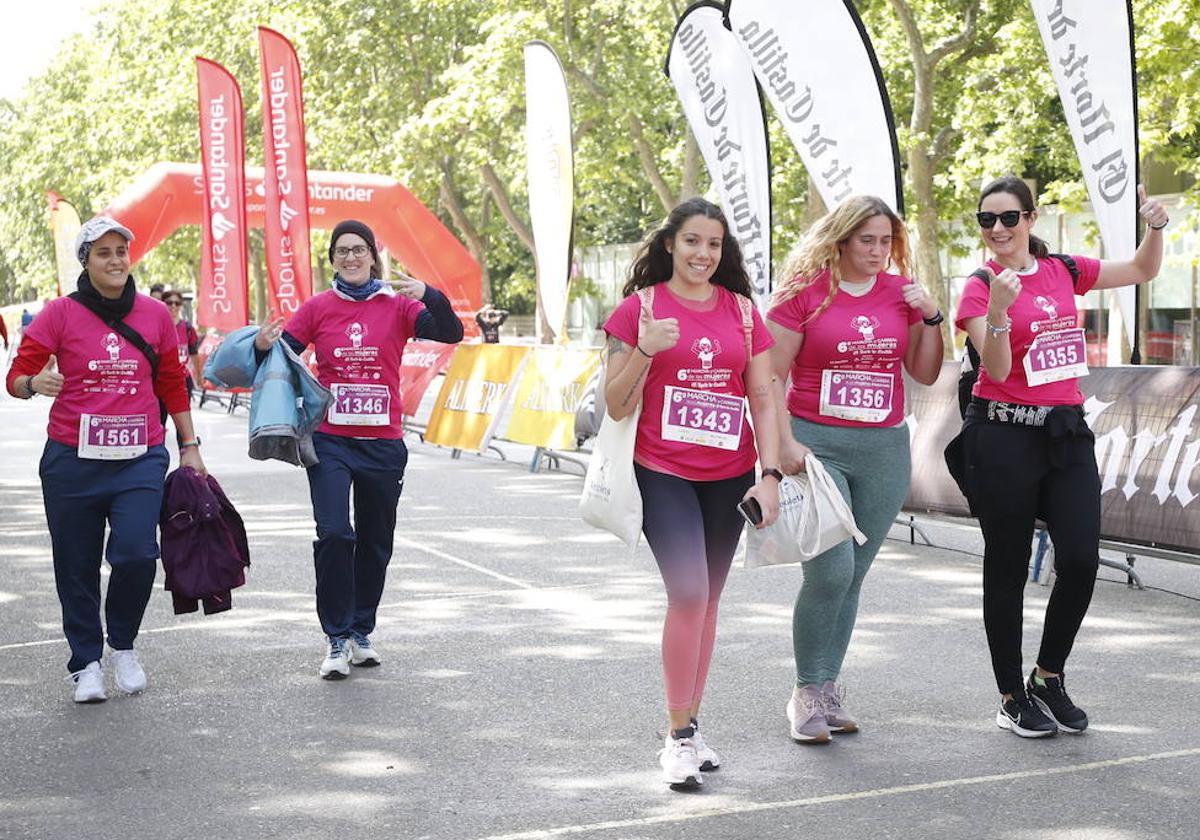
[0,0,1194,322]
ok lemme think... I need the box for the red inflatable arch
[100,162,481,325]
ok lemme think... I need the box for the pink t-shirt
[26,295,180,448]
[955,255,1100,406]
[767,270,922,427]
[603,284,774,481]
[286,289,425,439]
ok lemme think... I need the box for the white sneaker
[691,725,721,771]
[658,733,703,789]
[110,648,147,694]
[348,635,381,667]
[320,637,351,680]
[69,661,107,704]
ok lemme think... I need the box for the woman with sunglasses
[161,290,201,399]
[955,176,1167,738]
[768,195,943,744]
[5,217,205,702]
[254,220,463,679]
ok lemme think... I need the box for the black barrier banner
[907,361,1200,555]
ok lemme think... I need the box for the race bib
[660,386,745,450]
[819,370,895,423]
[1024,328,1089,386]
[178,344,189,364]
[328,383,391,426]
[78,414,148,460]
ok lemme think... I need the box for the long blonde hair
[772,196,911,322]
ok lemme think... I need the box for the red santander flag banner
[257,27,312,317]
[196,57,250,333]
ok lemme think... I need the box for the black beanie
[328,219,380,267]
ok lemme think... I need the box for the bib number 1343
[660,386,745,450]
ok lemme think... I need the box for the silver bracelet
[985,316,1012,337]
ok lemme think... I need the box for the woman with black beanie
[255,219,463,679]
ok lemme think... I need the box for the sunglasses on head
[976,210,1030,228]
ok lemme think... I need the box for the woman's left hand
[743,479,780,529]
[902,281,939,321]
[1137,184,1169,230]
[390,270,426,300]
[180,446,207,477]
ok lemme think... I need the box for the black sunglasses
[976,210,1030,228]
[164,299,184,307]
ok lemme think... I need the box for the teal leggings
[790,417,911,686]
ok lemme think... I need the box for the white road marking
[477,747,1200,839]
[394,535,537,590]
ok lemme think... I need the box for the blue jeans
[306,432,407,639]
[40,441,169,672]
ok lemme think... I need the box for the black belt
[967,397,1091,468]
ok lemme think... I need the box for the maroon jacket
[160,467,250,615]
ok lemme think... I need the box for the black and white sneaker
[1026,670,1088,733]
[996,690,1058,738]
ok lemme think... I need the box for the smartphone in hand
[737,497,763,527]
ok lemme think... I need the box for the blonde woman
[767,196,943,742]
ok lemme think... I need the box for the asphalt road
[2,390,1199,840]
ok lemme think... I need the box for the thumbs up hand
[32,354,64,397]
[1137,184,1169,230]
[637,303,680,356]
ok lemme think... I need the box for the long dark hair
[622,197,753,299]
[978,176,1050,259]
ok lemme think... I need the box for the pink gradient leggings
[635,464,755,711]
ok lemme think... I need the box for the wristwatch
[922,310,944,326]
[23,376,37,398]
[178,437,202,450]
[761,467,784,483]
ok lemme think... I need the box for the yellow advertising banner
[423,344,531,452]
[47,193,82,298]
[504,347,602,451]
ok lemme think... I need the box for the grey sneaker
[348,633,381,667]
[319,637,351,680]
[786,684,831,744]
[821,680,859,734]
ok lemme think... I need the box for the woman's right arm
[767,320,811,474]
[603,336,652,421]
[966,269,1020,382]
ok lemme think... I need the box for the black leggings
[963,417,1100,695]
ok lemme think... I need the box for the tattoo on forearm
[621,365,647,406]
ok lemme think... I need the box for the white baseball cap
[76,216,135,265]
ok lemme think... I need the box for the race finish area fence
[198,346,1200,580]
[906,360,1200,582]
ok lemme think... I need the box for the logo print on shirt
[347,322,367,348]
[1035,295,1059,320]
[851,315,881,342]
[690,337,722,370]
[103,332,122,362]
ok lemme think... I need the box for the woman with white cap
[6,216,204,703]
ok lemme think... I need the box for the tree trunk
[439,166,491,305]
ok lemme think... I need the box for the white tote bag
[579,403,643,547]
[578,288,653,547]
[744,454,867,568]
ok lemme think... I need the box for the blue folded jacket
[203,326,332,466]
